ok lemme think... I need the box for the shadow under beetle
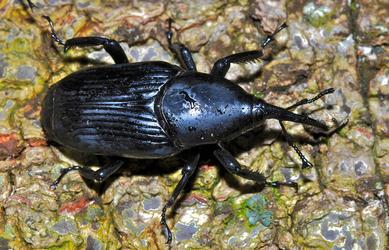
[40,16,340,244]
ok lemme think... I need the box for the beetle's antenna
[287,88,335,110]
[42,15,65,46]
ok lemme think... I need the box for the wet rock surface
[0,0,387,249]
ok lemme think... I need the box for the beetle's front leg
[160,152,200,245]
[165,18,197,71]
[211,22,287,78]
[279,121,313,169]
[278,88,335,169]
[278,88,348,166]
[42,16,129,64]
[214,143,298,189]
[50,158,125,190]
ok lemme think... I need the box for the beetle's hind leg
[214,143,298,189]
[160,152,200,245]
[165,18,197,71]
[42,16,128,64]
[50,158,125,190]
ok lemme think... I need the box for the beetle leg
[165,18,197,71]
[24,0,37,11]
[279,121,313,169]
[160,152,200,245]
[279,88,335,168]
[211,22,287,78]
[214,143,298,189]
[50,158,125,190]
[42,16,128,64]
[280,88,347,166]
[63,37,129,64]
[210,50,265,77]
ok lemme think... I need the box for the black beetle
[40,16,339,244]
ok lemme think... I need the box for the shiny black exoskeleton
[40,17,337,244]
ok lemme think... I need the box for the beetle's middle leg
[214,143,298,189]
[211,22,287,78]
[160,152,200,244]
[165,18,197,71]
[50,158,125,190]
[42,16,128,64]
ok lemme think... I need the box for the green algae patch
[6,38,31,55]
[302,2,338,28]
[252,91,265,99]
[243,194,272,227]
[46,241,78,250]
[0,224,16,241]
[232,194,273,229]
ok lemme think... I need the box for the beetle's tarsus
[160,153,200,245]
[160,205,173,245]
[267,181,298,190]
[279,121,314,169]
[24,0,37,11]
[42,15,65,46]
[28,0,37,11]
[50,166,80,190]
[262,21,288,48]
[49,181,59,190]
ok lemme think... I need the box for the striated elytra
[40,16,340,245]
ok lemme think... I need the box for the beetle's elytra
[39,14,342,245]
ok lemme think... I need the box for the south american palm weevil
[39,14,342,245]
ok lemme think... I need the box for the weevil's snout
[253,100,329,130]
